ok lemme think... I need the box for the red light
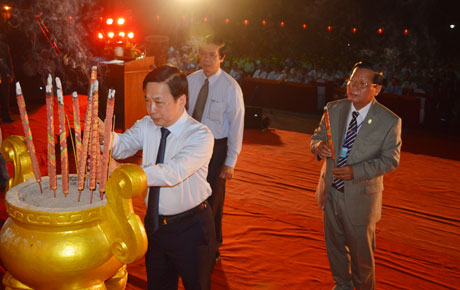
[280,21,285,28]
[108,32,114,38]
[262,20,266,26]
[378,28,383,34]
[404,28,409,35]
[119,32,125,37]
[106,18,113,25]
[97,32,103,39]
[117,18,125,25]
[203,17,208,23]
[225,18,230,24]
[352,27,357,33]
[327,25,332,32]
[128,32,134,39]
[244,19,249,25]
[302,24,307,30]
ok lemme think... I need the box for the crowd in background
[167,44,460,127]
[2,34,460,128]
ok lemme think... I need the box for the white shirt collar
[351,99,373,122]
[200,68,222,85]
[164,109,188,136]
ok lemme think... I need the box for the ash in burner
[14,175,107,212]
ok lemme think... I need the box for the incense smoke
[10,0,103,94]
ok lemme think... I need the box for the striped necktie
[145,127,170,234]
[333,111,359,191]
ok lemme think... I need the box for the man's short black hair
[143,65,188,108]
[203,34,226,59]
[352,61,384,85]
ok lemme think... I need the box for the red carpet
[1,96,459,289]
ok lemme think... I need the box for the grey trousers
[323,187,376,290]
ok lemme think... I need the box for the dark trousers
[206,138,227,249]
[145,205,216,290]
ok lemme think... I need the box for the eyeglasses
[346,80,377,89]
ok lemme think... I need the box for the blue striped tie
[333,111,359,191]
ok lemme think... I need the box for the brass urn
[0,135,148,290]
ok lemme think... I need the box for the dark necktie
[145,127,170,234]
[333,111,359,191]
[192,78,209,122]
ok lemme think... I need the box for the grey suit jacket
[310,98,402,225]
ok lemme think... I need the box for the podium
[98,57,155,130]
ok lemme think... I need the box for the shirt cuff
[224,156,237,168]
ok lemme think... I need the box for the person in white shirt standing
[187,35,245,262]
[109,65,216,290]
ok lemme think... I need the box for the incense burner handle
[103,163,148,264]
[0,135,35,192]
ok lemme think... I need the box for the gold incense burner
[0,135,148,290]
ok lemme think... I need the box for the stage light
[262,20,266,26]
[119,32,125,37]
[225,18,230,24]
[404,29,409,35]
[117,18,125,25]
[378,28,383,34]
[108,32,114,38]
[156,15,160,21]
[327,25,332,32]
[106,18,113,25]
[244,19,249,25]
[280,21,285,28]
[450,24,455,29]
[352,27,357,33]
[203,17,208,23]
[302,24,307,30]
[97,32,104,39]
[128,32,134,39]
[3,5,11,11]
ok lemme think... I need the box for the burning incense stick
[15,82,42,193]
[72,92,82,174]
[324,108,336,167]
[89,80,100,203]
[56,77,68,196]
[77,84,94,201]
[99,89,115,196]
[46,75,57,196]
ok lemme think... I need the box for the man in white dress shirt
[110,65,216,290]
[187,35,245,262]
